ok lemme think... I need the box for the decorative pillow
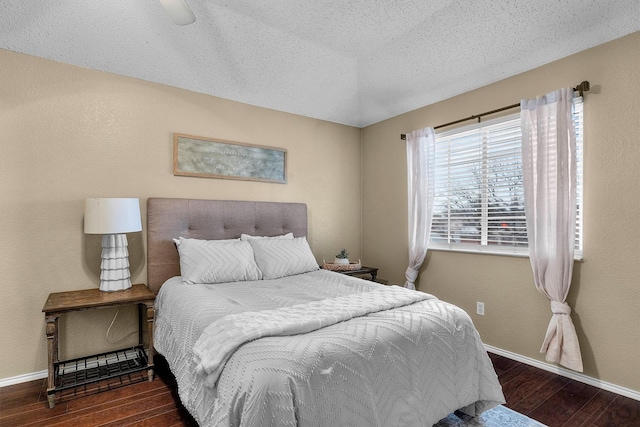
[249,236,319,280]
[240,232,294,241]
[176,238,262,284]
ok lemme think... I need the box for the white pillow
[249,237,319,280]
[240,232,294,241]
[176,237,262,284]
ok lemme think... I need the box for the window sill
[428,245,584,261]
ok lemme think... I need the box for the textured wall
[361,32,640,392]
[0,49,361,379]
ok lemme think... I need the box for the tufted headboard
[146,198,308,293]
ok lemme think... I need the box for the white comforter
[154,270,505,427]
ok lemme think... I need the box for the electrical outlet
[476,302,485,316]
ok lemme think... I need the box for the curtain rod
[400,81,590,140]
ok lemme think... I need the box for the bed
[147,197,505,426]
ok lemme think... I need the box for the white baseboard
[485,345,640,402]
[0,370,47,388]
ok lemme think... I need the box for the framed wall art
[173,133,287,184]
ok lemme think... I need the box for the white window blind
[429,99,583,258]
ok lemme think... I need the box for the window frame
[427,99,584,260]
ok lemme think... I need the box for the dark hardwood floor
[1,353,638,426]
[489,353,640,426]
[0,357,197,427]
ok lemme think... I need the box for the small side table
[42,283,155,408]
[337,266,379,282]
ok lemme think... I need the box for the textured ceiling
[1,1,639,127]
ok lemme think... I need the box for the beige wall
[0,49,362,379]
[362,32,640,392]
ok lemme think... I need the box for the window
[429,99,583,258]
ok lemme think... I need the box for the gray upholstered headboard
[146,198,308,293]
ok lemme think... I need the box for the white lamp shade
[84,198,142,235]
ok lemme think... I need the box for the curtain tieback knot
[551,301,571,315]
[405,267,419,283]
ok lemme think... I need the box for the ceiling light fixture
[159,0,196,26]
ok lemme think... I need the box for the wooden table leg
[45,316,58,408]
[145,303,155,381]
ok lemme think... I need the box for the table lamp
[84,198,142,292]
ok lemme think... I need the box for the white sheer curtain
[521,88,583,372]
[405,127,436,290]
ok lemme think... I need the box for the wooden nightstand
[42,284,155,408]
[337,266,379,282]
